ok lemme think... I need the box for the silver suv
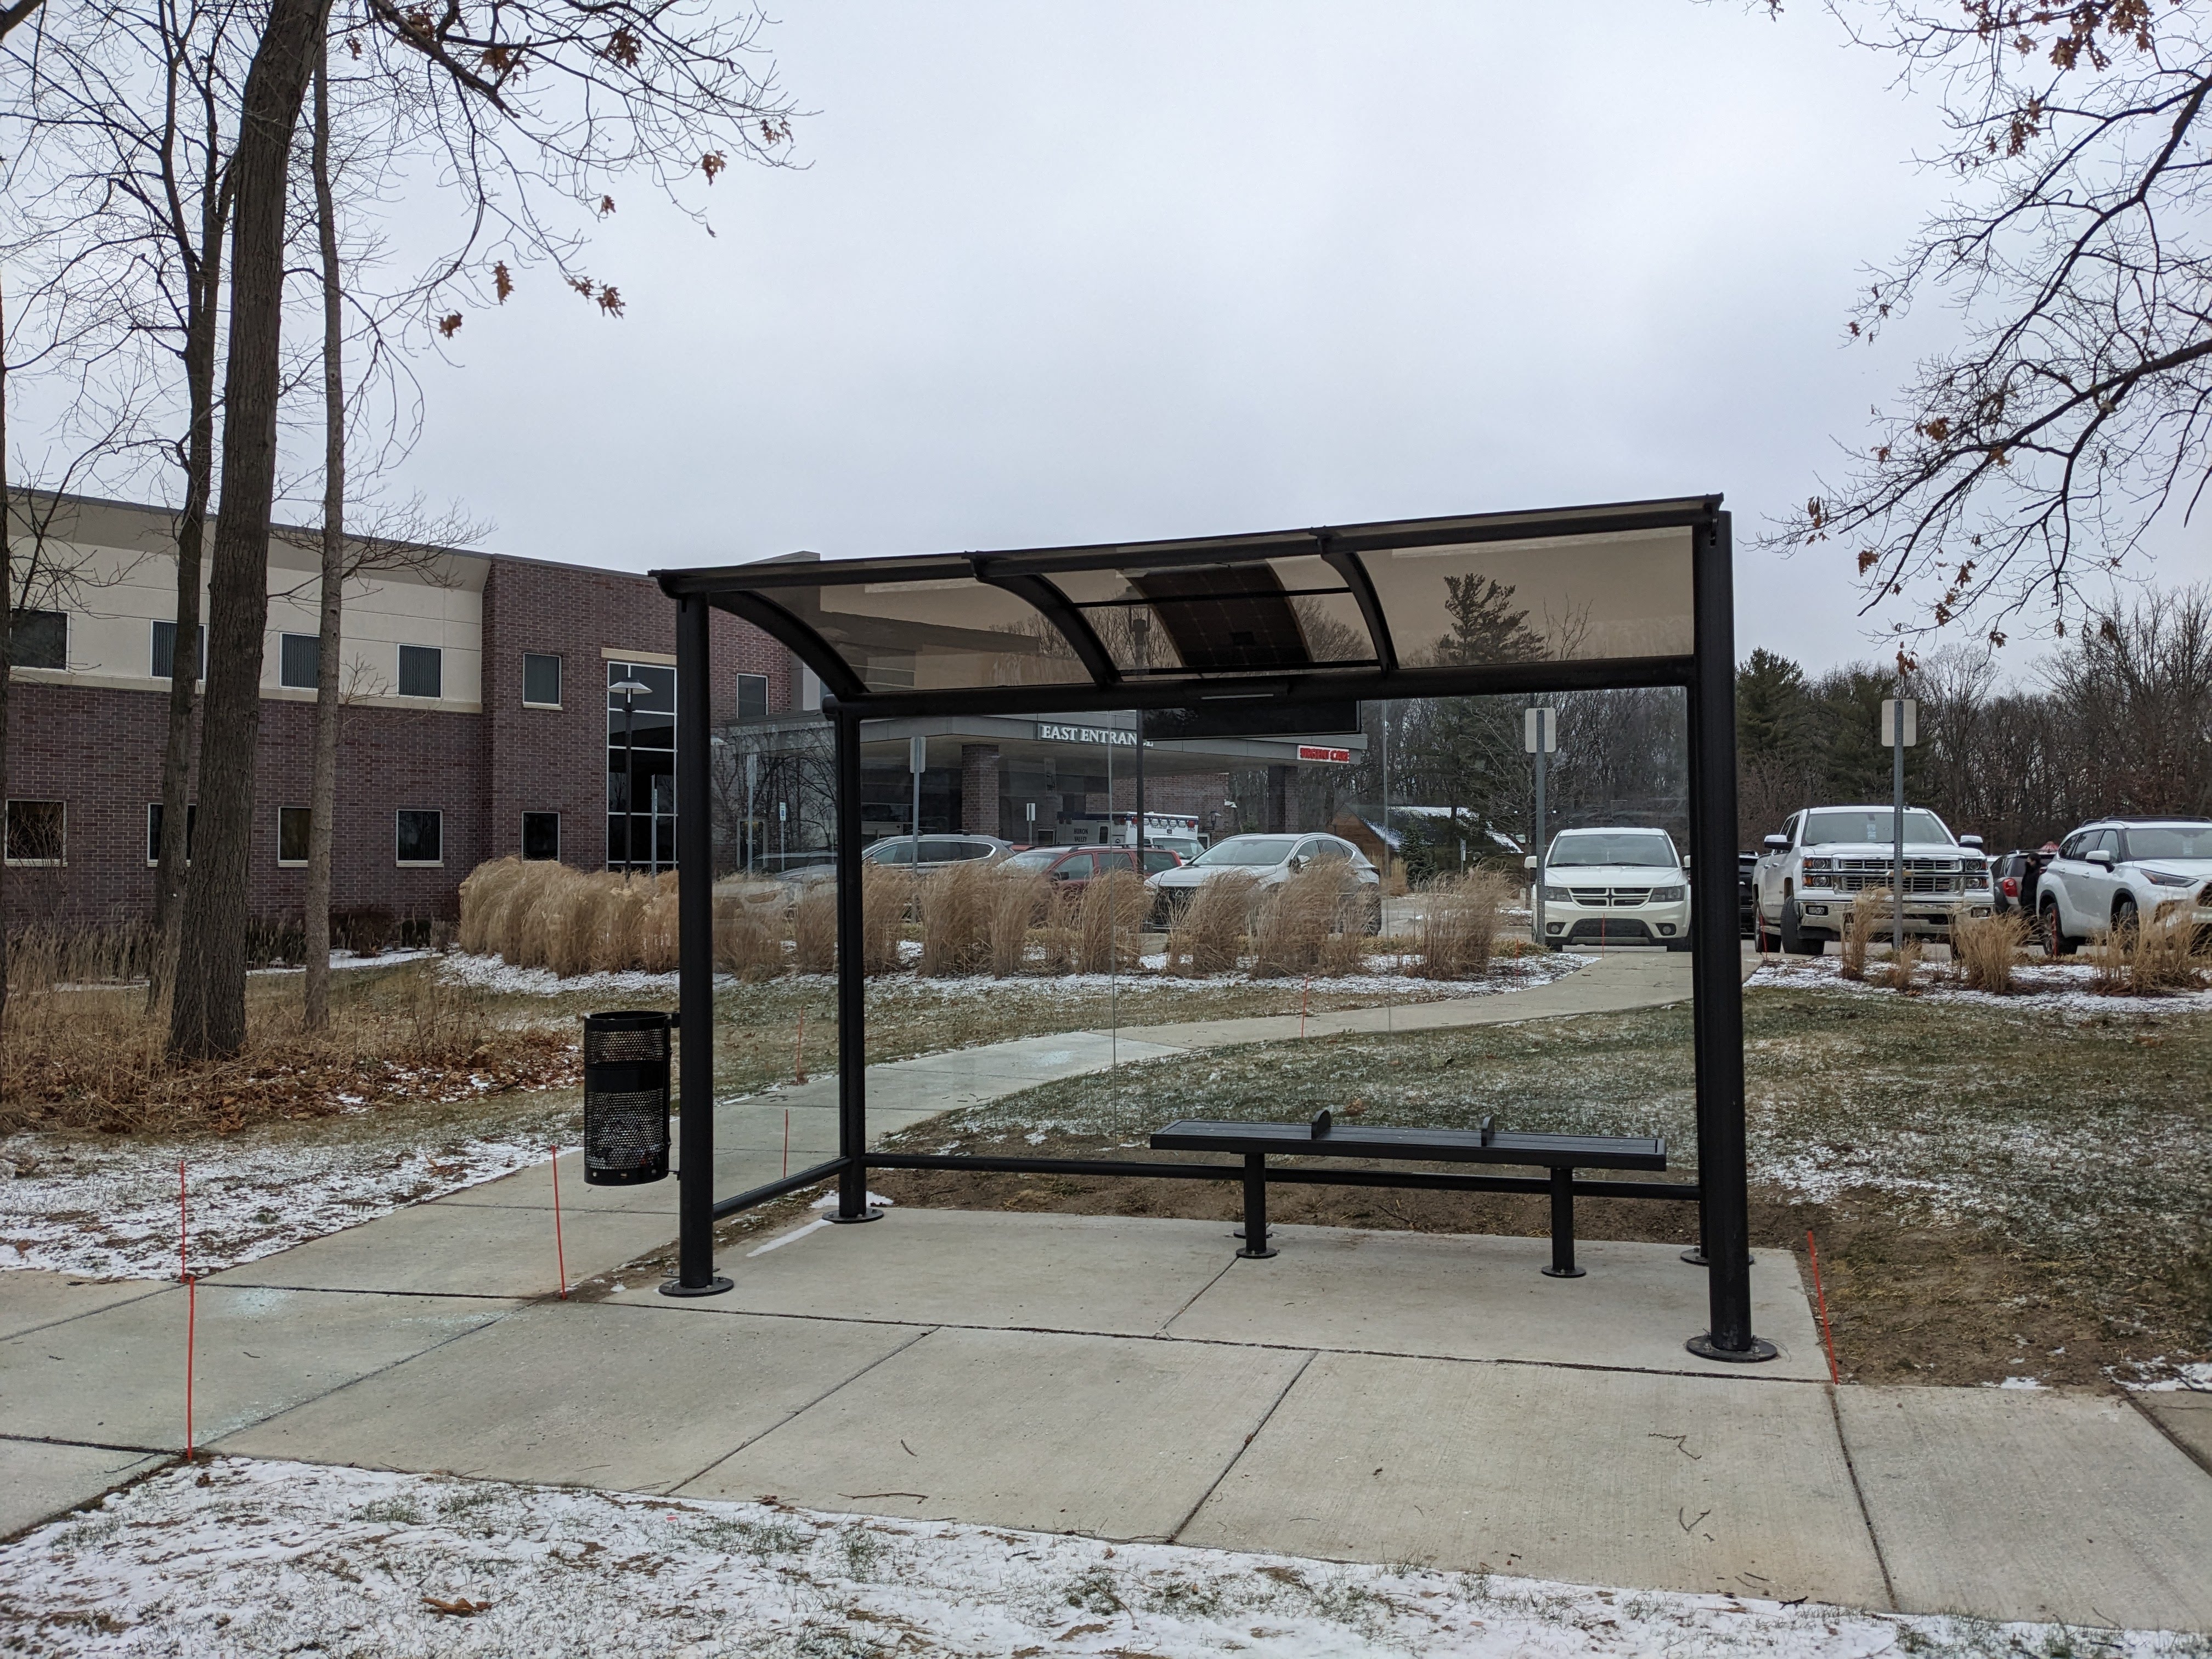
[2036,818,2212,954]
[1754,805,1991,953]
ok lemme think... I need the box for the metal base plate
[1541,1265,1587,1279]
[1236,1246,1278,1260]
[1685,1332,1780,1363]
[659,1276,735,1298]
[827,1207,885,1225]
[1680,1247,1708,1266]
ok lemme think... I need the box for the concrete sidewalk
[8,1207,2209,1632]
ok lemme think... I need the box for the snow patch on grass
[4,1458,2200,1658]
[1747,952,2212,1014]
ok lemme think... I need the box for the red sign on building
[1296,745,1353,764]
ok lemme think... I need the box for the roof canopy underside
[656,496,1719,714]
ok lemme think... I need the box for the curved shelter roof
[656,495,1721,718]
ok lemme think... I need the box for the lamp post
[612,678,650,876]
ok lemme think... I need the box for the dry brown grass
[1838,888,1890,981]
[1164,872,1257,976]
[2089,904,2210,996]
[1249,862,1370,978]
[792,884,837,974]
[860,865,913,976]
[1410,870,1512,980]
[714,889,788,980]
[917,861,992,977]
[1075,869,1146,974]
[1,947,576,1136]
[1951,911,2028,994]
[988,871,1048,977]
[1870,936,1923,991]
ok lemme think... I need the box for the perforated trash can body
[582,1010,672,1185]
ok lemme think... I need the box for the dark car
[997,844,1182,896]
[1739,851,1758,936]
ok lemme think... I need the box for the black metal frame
[653,495,1773,1361]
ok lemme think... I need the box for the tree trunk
[1,270,13,1040]
[170,0,332,1060]
[145,194,228,1015]
[303,36,344,1034]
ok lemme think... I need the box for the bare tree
[1776,3,2212,647]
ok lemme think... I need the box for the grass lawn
[869,988,2212,1391]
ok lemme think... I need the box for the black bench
[1150,1110,1667,1277]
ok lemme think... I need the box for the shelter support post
[663,595,731,1296]
[830,707,881,1224]
[1684,512,1773,1361]
[1541,1167,1585,1278]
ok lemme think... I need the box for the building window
[522,811,560,860]
[737,671,769,721]
[522,652,562,708]
[8,610,66,670]
[279,805,312,866]
[146,802,197,865]
[279,633,320,689]
[396,809,443,866]
[4,799,66,865]
[151,620,206,681]
[398,644,443,698]
[607,661,676,872]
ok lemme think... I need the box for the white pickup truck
[1754,805,1992,955]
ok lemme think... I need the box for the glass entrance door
[607,661,676,872]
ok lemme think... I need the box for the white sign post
[1880,697,1917,960]
[909,735,927,847]
[1525,707,1558,944]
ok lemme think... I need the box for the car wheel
[1361,891,1383,935]
[1780,900,1821,956]
[2114,894,2140,941]
[2040,898,2076,957]
[1665,939,1692,952]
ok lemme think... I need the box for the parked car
[1530,826,1691,951]
[783,833,1012,887]
[1754,805,1991,954]
[997,844,1182,896]
[1989,847,2055,919]
[1739,851,1759,937]
[2034,818,2212,955]
[1144,832,1380,930]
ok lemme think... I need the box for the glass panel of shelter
[607,661,676,873]
[785,574,1096,692]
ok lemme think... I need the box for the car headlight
[1801,857,1833,872]
[1541,885,1568,901]
[1649,885,1686,902]
[2145,870,2195,887]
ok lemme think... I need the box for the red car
[999,844,1182,894]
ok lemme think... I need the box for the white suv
[2035,818,2212,954]
[1532,826,1691,951]
[1755,805,1991,954]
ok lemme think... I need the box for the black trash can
[582,1011,673,1185]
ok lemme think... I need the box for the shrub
[1165,872,1257,976]
[1951,911,2027,994]
[1410,870,1512,980]
[2090,903,2208,996]
[792,884,837,974]
[988,871,1048,977]
[1838,888,1890,981]
[860,865,912,976]
[1075,868,1146,974]
[1250,862,1364,978]
[918,861,992,976]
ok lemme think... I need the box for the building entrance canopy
[652,495,1769,1363]
[658,498,1706,720]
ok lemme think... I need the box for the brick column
[960,744,1000,834]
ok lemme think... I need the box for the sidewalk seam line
[0,1284,178,1344]
[1154,1254,1241,1336]
[663,1324,940,1498]
[1825,1384,1899,1611]
[1166,1347,1317,1545]
[2123,1389,2212,1480]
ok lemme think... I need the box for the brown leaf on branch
[493,262,513,303]
[596,285,623,317]
[436,313,463,337]
[701,150,727,183]
[598,195,616,216]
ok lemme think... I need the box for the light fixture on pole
[611,679,651,876]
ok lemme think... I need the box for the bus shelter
[652,495,1773,1362]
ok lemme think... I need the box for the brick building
[3,494,795,932]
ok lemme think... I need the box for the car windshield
[2125,826,2212,860]
[1192,836,1299,867]
[1803,809,1953,846]
[1001,848,1062,870]
[1549,832,1677,868]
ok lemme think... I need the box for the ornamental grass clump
[1075,868,1146,974]
[860,865,913,976]
[988,870,1049,977]
[1951,911,2027,995]
[1164,871,1256,977]
[1838,888,1889,981]
[1249,862,1371,978]
[791,884,837,974]
[918,861,992,976]
[1410,871,1512,981]
[2090,903,2209,996]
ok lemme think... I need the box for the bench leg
[1237,1153,1276,1260]
[1541,1166,1585,1279]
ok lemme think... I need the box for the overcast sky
[378,2,2054,670]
